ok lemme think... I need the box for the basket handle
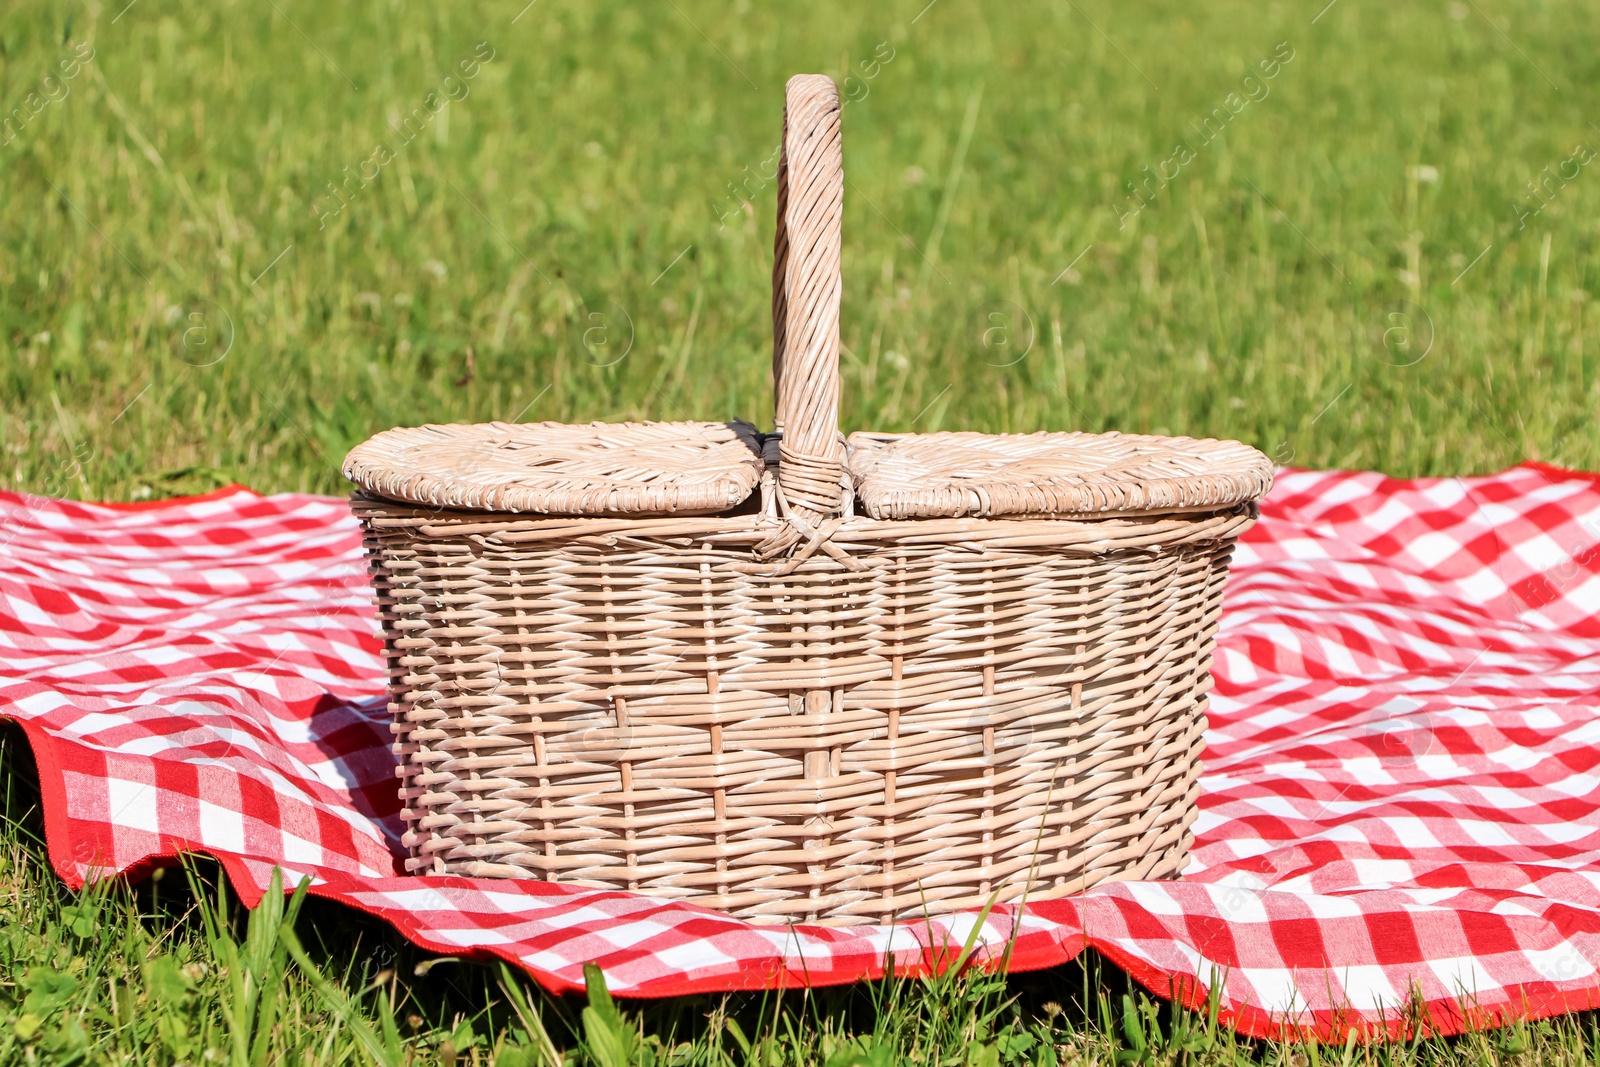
[771,74,846,522]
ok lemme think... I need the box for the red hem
[94,484,259,510]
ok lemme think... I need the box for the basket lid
[846,430,1273,520]
[344,420,764,516]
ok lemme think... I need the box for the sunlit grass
[3,0,1599,501]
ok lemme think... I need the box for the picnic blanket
[1,464,1597,1040]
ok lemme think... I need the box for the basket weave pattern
[356,504,1243,923]
[348,75,1270,925]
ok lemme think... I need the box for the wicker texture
[848,430,1274,520]
[771,74,848,525]
[357,498,1245,923]
[348,73,1272,925]
[344,420,763,517]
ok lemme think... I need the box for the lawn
[2,0,1599,1061]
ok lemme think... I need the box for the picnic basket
[345,74,1273,926]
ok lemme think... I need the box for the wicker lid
[344,420,764,516]
[846,430,1273,520]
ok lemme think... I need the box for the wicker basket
[345,75,1272,926]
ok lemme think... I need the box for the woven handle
[771,74,846,520]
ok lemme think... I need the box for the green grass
[3,0,1600,1061]
[4,0,1600,498]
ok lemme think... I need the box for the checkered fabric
[1,465,1597,1039]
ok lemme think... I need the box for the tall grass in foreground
[2,728,1599,1065]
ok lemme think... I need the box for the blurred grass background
[3,0,1598,502]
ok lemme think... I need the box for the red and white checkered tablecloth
[2,465,1598,1039]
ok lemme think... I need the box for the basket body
[356,493,1252,925]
